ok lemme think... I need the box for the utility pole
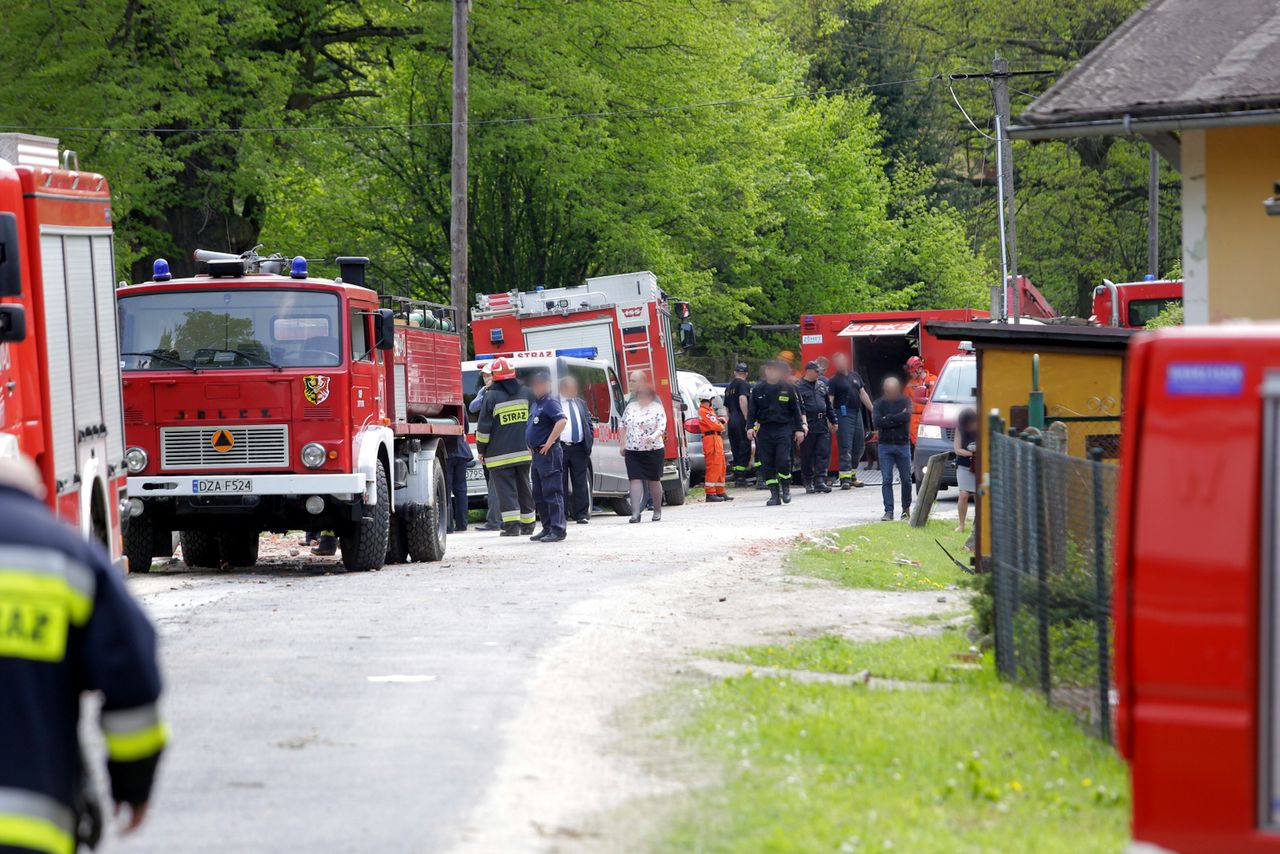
[450,0,470,350]
[1147,145,1160,277]
[992,55,1020,322]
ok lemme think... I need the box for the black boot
[766,483,781,506]
[500,524,521,537]
[816,478,832,493]
[781,481,792,504]
[520,523,536,535]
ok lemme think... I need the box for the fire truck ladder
[616,304,656,384]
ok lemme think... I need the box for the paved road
[108,481,947,853]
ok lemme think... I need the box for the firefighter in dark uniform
[797,361,837,494]
[0,456,166,854]
[475,357,537,536]
[525,370,569,543]
[748,360,805,506]
[723,363,753,485]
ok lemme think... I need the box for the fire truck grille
[160,425,290,470]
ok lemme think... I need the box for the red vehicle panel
[0,137,126,566]
[1092,278,1183,328]
[1116,325,1280,851]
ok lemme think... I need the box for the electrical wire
[0,75,944,137]
[948,79,996,140]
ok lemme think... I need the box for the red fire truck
[117,251,464,572]
[470,271,694,505]
[0,134,127,566]
[1091,276,1183,328]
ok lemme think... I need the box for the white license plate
[465,467,486,482]
[192,478,254,494]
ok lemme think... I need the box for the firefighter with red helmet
[474,358,537,535]
[904,355,937,448]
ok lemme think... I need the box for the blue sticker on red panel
[1165,362,1244,396]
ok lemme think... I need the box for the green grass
[790,519,971,591]
[664,635,1129,853]
[717,629,985,684]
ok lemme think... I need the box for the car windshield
[118,289,343,370]
[930,358,977,404]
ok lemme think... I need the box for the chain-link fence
[987,417,1120,740]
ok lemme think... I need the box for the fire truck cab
[1092,277,1183,328]
[470,272,692,505]
[118,252,464,572]
[0,134,127,566]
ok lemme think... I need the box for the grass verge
[790,519,970,591]
[664,634,1129,853]
[716,628,983,684]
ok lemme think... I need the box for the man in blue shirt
[526,371,569,542]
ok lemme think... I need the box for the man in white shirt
[558,375,595,524]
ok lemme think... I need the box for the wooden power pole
[992,55,1020,322]
[1148,145,1160,277]
[450,0,470,349]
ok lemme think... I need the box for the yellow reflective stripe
[474,433,490,443]
[485,452,532,468]
[500,510,521,522]
[519,513,536,524]
[105,722,169,762]
[492,399,529,414]
[0,814,74,854]
[0,573,91,625]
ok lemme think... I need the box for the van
[461,352,632,514]
[911,352,976,490]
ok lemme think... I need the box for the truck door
[571,362,626,497]
[348,306,378,427]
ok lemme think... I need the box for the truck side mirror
[679,321,695,351]
[0,304,26,343]
[0,213,21,297]
[372,308,395,350]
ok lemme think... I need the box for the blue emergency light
[1144,273,1156,281]
[152,258,171,281]
[489,328,505,345]
[290,256,308,278]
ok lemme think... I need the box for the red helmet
[905,355,925,371]
[489,357,516,380]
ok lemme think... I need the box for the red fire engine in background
[117,251,464,573]
[1092,276,1183,328]
[0,134,127,566]
[470,271,694,505]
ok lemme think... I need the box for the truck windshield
[118,290,342,370]
[930,358,977,404]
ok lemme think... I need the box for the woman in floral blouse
[619,379,668,522]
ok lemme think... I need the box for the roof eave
[1011,106,1280,139]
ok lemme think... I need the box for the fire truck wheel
[180,530,221,569]
[218,531,260,568]
[608,497,632,516]
[662,476,688,507]
[341,459,391,572]
[386,509,409,565]
[405,462,447,563]
[123,516,157,574]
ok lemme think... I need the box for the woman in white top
[619,380,668,522]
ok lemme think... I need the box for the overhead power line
[0,75,946,137]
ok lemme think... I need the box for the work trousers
[484,470,501,527]
[562,442,592,520]
[532,447,567,535]
[490,462,535,529]
[799,427,832,485]
[836,413,865,479]
[877,443,913,514]
[727,413,751,478]
[445,458,469,532]
[756,425,794,487]
[703,432,726,495]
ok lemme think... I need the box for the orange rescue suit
[906,371,937,445]
[699,401,727,496]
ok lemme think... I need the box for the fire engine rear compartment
[849,334,917,397]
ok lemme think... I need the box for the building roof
[926,321,1137,351]
[1013,0,1280,138]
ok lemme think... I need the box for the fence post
[1025,432,1050,697]
[1090,446,1112,742]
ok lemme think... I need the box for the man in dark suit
[559,375,595,524]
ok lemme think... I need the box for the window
[350,308,370,361]
[606,367,627,417]
[569,365,612,422]
[118,289,342,370]
[1128,297,1181,328]
[930,358,977,404]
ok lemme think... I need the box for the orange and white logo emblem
[211,429,235,453]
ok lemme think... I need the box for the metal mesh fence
[987,421,1119,740]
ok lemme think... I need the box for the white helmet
[697,387,717,402]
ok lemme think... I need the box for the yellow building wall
[977,348,1126,560]
[1205,125,1280,320]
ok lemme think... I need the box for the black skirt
[624,448,665,481]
